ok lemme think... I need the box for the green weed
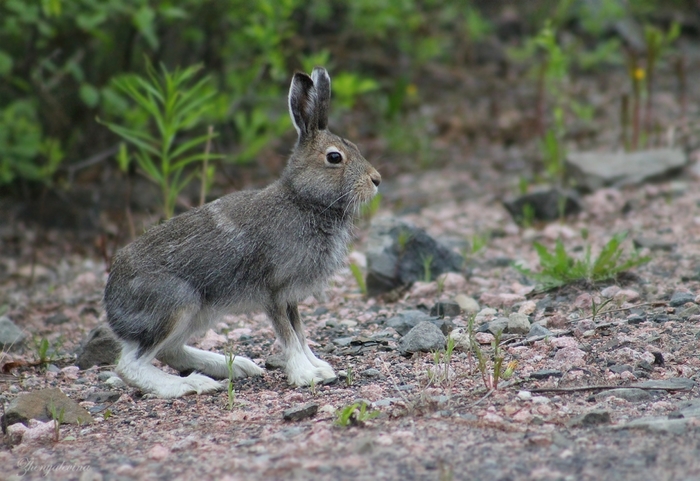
[515,232,650,291]
[334,402,380,428]
[422,254,434,283]
[428,336,455,388]
[467,315,517,391]
[100,61,222,219]
[349,263,367,296]
[49,403,65,442]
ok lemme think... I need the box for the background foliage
[0,0,693,195]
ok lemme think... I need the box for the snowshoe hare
[104,67,381,398]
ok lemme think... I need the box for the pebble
[669,291,695,307]
[340,320,358,327]
[527,323,553,338]
[567,409,611,427]
[105,377,126,388]
[518,301,537,316]
[627,314,646,325]
[595,388,651,403]
[362,368,381,378]
[0,316,27,350]
[532,396,550,404]
[475,308,497,323]
[283,403,319,422]
[478,317,508,336]
[529,369,563,380]
[398,321,446,355]
[332,337,354,347]
[430,301,461,318]
[507,313,531,334]
[454,294,480,314]
[517,391,532,401]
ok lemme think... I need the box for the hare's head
[283,67,381,214]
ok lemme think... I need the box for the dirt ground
[2,37,700,481]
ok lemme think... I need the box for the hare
[104,67,381,398]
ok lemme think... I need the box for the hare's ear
[311,67,331,130]
[289,72,317,141]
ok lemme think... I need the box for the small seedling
[422,254,434,283]
[309,378,317,396]
[590,297,614,323]
[49,403,65,442]
[515,232,650,292]
[225,351,236,410]
[467,315,516,391]
[103,409,112,420]
[428,336,455,388]
[345,366,354,387]
[334,402,380,428]
[349,263,367,295]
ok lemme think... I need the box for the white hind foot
[302,344,335,379]
[116,346,224,398]
[285,348,336,386]
[158,346,263,380]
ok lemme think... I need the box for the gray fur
[104,68,381,397]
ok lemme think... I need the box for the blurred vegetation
[0,0,694,199]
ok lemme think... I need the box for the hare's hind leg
[158,345,263,380]
[287,303,335,377]
[116,342,223,398]
[267,302,335,386]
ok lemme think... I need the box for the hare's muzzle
[370,169,381,188]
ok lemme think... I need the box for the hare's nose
[370,171,381,187]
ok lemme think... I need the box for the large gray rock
[0,316,26,351]
[398,321,446,355]
[386,311,453,336]
[1,388,92,432]
[365,217,463,296]
[502,188,582,224]
[76,324,121,370]
[566,148,687,191]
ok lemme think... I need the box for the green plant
[349,263,367,296]
[467,315,517,391]
[345,366,354,387]
[334,402,380,428]
[428,336,455,388]
[32,336,62,367]
[49,402,65,442]
[103,409,112,420]
[225,351,236,411]
[515,232,650,291]
[590,297,614,323]
[422,254,434,283]
[359,193,382,223]
[100,61,222,218]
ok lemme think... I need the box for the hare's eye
[326,151,343,164]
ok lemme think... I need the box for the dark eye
[326,151,343,164]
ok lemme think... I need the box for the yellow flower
[633,67,645,81]
[406,83,418,97]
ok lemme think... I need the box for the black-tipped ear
[289,72,316,141]
[311,67,331,130]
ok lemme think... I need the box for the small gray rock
[627,314,646,325]
[633,237,676,251]
[97,371,119,382]
[362,368,381,378]
[45,312,70,325]
[608,364,633,374]
[631,378,695,391]
[84,391,121,403]
[477,317,508,335]
[430,301,461,318]
[669,291,696,307]
[76,325,121,370]
[595,388,651,403]
[530,369,563,380]
[386,310,431,336]
[283,403,319,422]
[527,323,553,338]
[567,409,611,427]
[0,316,26,351]
[398,321,446,355]
[1,388,92,432]
[507,313,531,334]
[677,305,700,319]
[331,337,354,347]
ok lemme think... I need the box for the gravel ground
[2,160,700,480]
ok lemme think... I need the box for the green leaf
[79,83,100,108]
[132,5,158,49]
[0,51,14,77]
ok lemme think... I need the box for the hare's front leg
[267,301,336,386]
[287,303,335,379]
